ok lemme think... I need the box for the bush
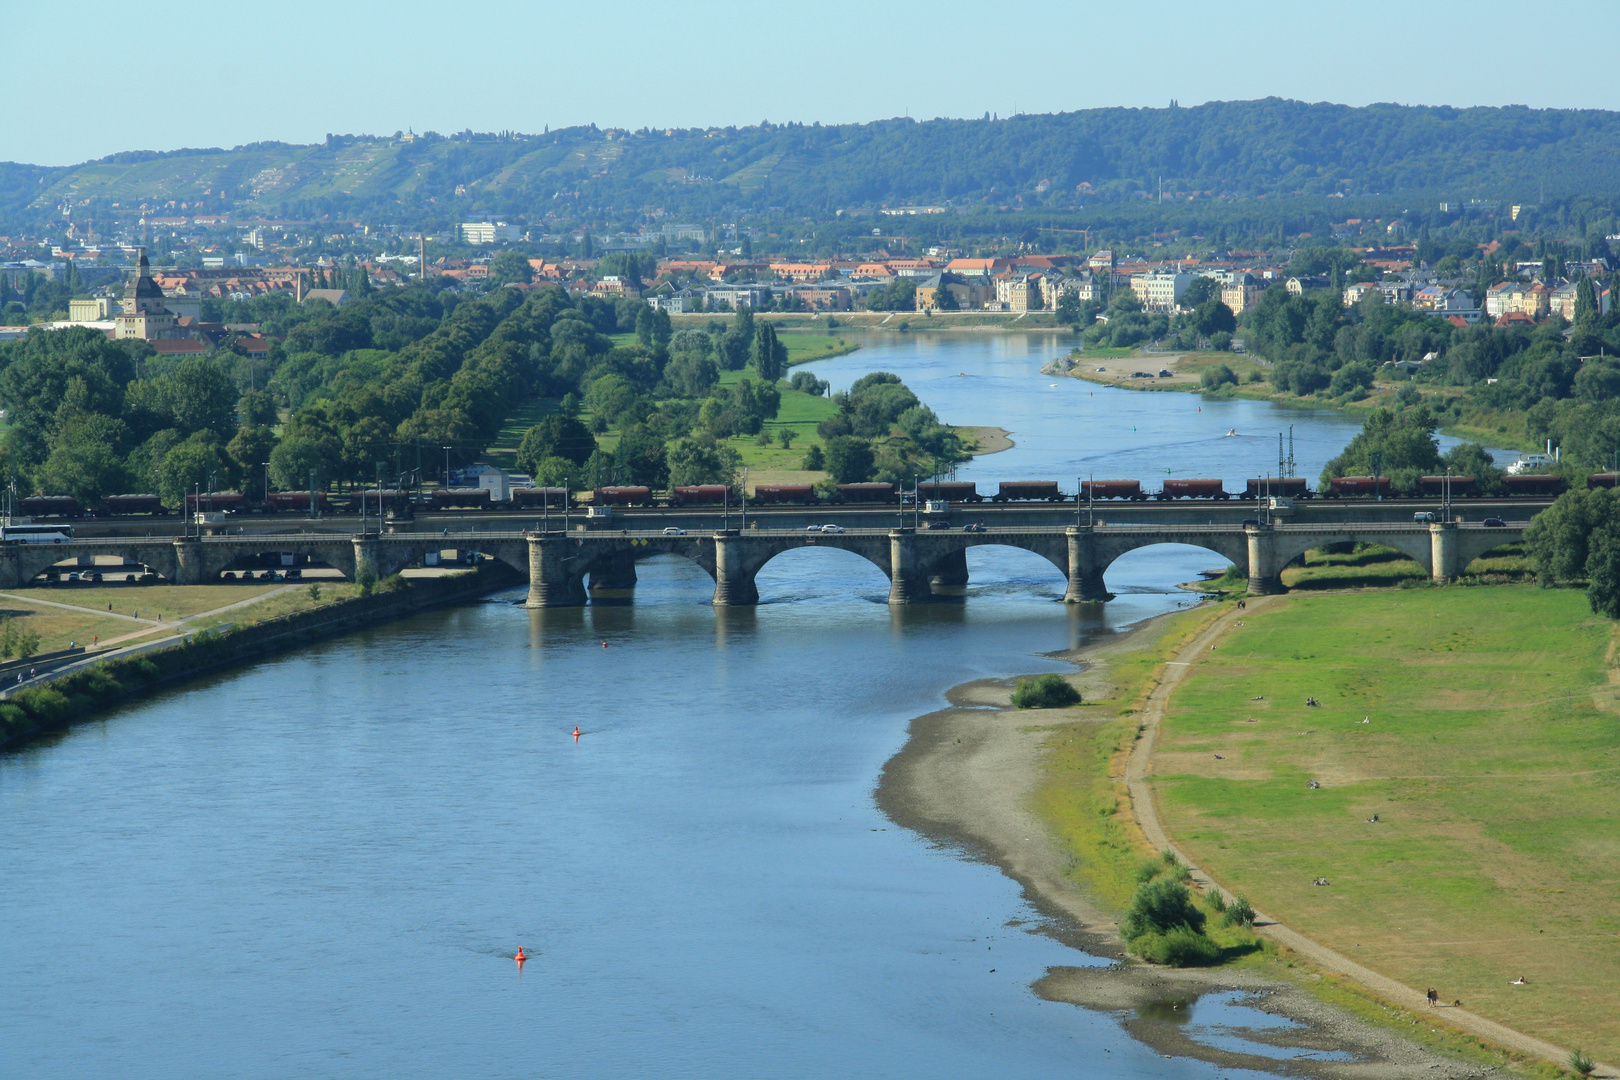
[1134,926,1218,965]
[1136,857,1164,883]
[1200,363,1238,390]
[1224,894,1256,927]
[800,444,826,471]
[1011,673,1081,709]
[1122,878,1206,941]
[355,559,378,597]
[1570,1049,1595,1077]
[1209,331,1234,352]
[1132,926,1223,967]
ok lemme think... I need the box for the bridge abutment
[525,536,588,607]
[712,533,759,606]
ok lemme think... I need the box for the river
[0,333,1472,1078]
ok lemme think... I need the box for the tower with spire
[113,248,178,340]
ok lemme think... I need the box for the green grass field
[1152,586,1620,1061]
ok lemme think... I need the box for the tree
[753,323,786,382]
[1054,287,1084,328]
[1192,299,1236,337]
[823,435,875,483]
[663,350,720,397]
[227,426,278,499]
[516,414,596,475]
[1575,276,1598,325]
[1180,276,1220,308]
[154,430,230,506]
[665,432,741,486]
[488,250,533,286]
[238,389,279,427]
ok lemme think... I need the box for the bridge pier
[1064,527,1113,603]
[1430,522,1459,582]
[887,529,933,605]
[352,538,377,583]
[1245,525,1283,595]
[712,533,759,606]
[172,539,205,585]
[525,535,588,607]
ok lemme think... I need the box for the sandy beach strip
[960,426,1013,455]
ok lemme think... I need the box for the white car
[805,524,825,533]
[820,524,847,534]
[662,526,686,535]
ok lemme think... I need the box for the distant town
[3,207,1613,346]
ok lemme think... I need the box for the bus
[0,523,74,543]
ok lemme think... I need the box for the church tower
[113,248,177,340]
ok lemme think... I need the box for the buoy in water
[600,640,609,648]
[573,726,581,741]
[515,948,526,962]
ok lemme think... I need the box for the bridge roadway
[2,520,1528,607]
[55,496,1552,540]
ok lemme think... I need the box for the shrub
[1136,858,1163,883]
[1200,363,1238,390]
[801,444,826,471]
[1132,926,1223,967]
[1224,894,1256,927]
[1570,1049,1595,1078]
[1122,878,1206,941]
[1208,890,1227,913]
[355,559,378,597]
[1209,331,1234,352]
[1011,673,1081,709]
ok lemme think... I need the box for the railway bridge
[0,520,1527,606]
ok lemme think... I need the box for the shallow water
[1,334,1418,1078]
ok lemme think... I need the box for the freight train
[10,472,1584,522]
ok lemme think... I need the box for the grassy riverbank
[1150,585,1620,1065]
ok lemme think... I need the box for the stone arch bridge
[0,522,1524,606]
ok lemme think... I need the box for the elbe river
[0,335,1491,1078]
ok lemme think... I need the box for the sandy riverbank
[961,426,1013,455]
[875,610,1484,1079]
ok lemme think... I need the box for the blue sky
[10,0,1620,166]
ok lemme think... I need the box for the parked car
[662,526,687,535]
[926,520,951,530]
[1483,516,1506,527]
[1158,368,1173,378]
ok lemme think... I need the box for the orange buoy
[600,640,609,648]
[573,726,581,741]
[515,947,526,962]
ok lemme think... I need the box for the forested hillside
[8,100,1620,225]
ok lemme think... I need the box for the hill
[7,99,1620,226]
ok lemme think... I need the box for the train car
[1324,476,1390,498]
[513,487,573,509]
[20,495,81,518]
[1500,473,1567,497]
[594,486,653,507]
[430,487,493,510]
[751,483,816,505]
[1158,478,1229,500]
[98,493,166,516]
[993,480,1065,502]
[1079,479,1145,501]
[916,481,982,503]
[1241,477,1312,500]
[668,485,732,506]
[1418,475,1480,497]
[349,489,413,514]
[1589,473,1620,490]
[184,491,248,513]
[831,482,896,503]
[265,491,333,514]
